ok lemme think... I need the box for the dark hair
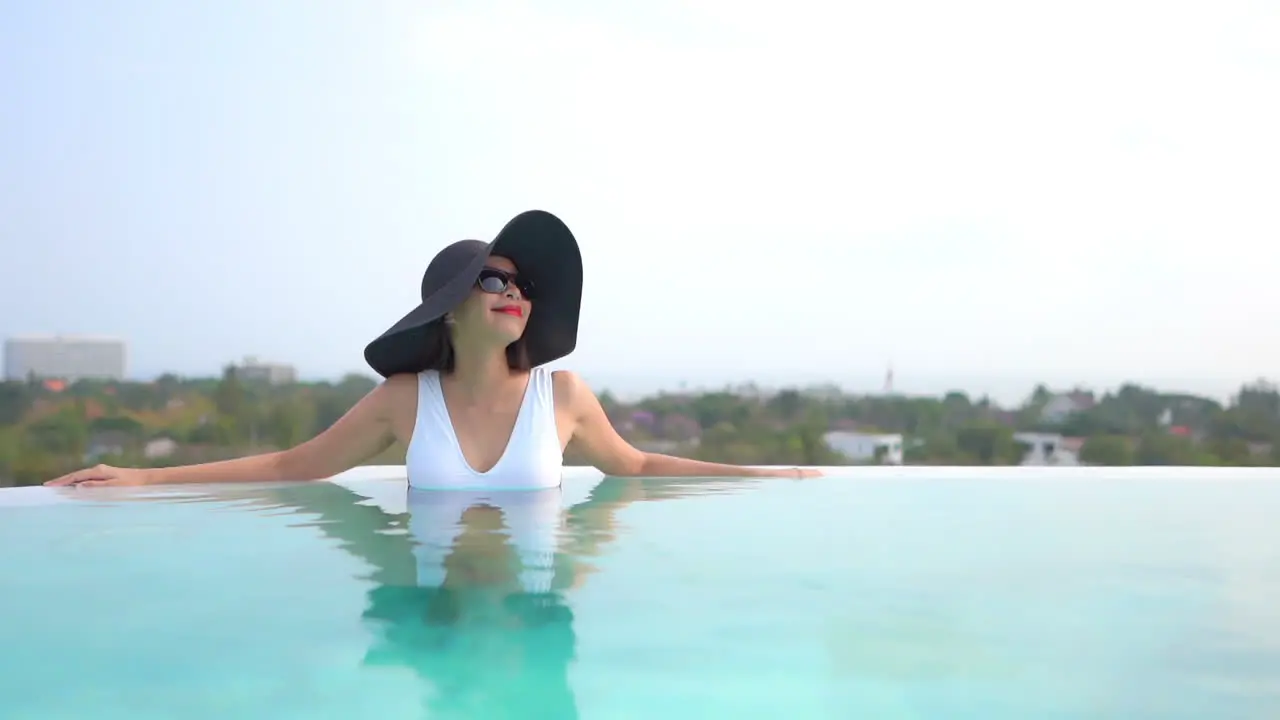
[419,319,533,373]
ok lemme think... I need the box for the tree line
[1,369,1277,486]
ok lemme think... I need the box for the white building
[237,356,298,385]
[3,335,128,382]
[1039,392,1094,425]
[1013,432,1082,466]
[144,437,179,460]
[823,431,904,464]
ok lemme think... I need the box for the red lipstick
[493,305,523,318]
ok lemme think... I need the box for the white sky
[1,0,1276,403]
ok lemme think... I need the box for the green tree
[265,398,314,450]
[313,394,351,432]
[214,365,245,418]
[25,409,89,456]
[767,390,804,422]
[904,431,964,464]
[794,413,843,465]
[1060,411,1127,437]
[0,382,33,426]
[213,365,253,442]
[8,448,63,487]
[1209,380,1280,443]
[688,392,754,429]
[0,427,19,484]
[954,423,1022,465]
[1203,437,1252,466]
[187,418,236,446]
[1079,435,1134,465]
[597,389,620,416]
[1134,433,1203,466]
[89,415,145,437]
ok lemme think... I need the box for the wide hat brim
[363,210,583,378]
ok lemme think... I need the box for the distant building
[1013,432,1084,465]
[1039,391,1096,425]
[144,437,179,460]
[3,335,127,382]
[823,431,904,464]
[236,355,297,385]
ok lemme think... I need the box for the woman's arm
[554,371,819,479]
[45,375,410,487]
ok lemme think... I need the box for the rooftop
[5,335,127,344]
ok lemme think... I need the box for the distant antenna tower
[884,364,894,394]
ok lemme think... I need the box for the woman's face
[451,255,531,345]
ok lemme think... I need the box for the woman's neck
[447,339,517,398]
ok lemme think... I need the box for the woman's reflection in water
[232,475,735,719]
[361,486,578,717]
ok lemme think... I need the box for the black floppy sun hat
[363,210,583,378]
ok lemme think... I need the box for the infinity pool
[2,466,1279,719]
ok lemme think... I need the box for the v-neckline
[434,371,535,476]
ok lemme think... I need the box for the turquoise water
[2,470,1280,718]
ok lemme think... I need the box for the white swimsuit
[405,367,564,491]
[402,367,566,593]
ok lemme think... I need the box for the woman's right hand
[44,464,153,488]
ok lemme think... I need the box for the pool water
[2,467,1279,719]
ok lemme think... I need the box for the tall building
[3,335,128,382]
[236,355,298,385]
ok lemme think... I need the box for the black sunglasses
[477,267,535,299]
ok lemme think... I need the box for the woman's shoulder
[547,368,598,412]
[375,373,425,404]
[383,372,426,388]
[547,367,584,389]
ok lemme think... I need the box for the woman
[45,209,821,489]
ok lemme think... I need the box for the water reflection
[34,475,1280,716]
[90,475,758,718]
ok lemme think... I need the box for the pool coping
[1,464,1277,507]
